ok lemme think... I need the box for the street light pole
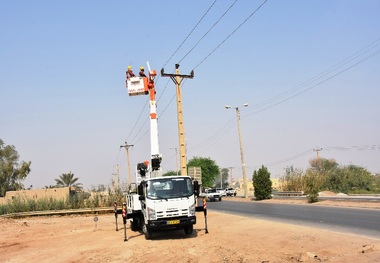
[225,103,248,198]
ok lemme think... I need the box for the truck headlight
[189,203,195,216]
[147,207,156,220]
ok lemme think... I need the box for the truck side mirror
[193,180,200,196]
[137,184,144,195]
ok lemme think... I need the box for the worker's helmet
[140,66,144,70]
[127,65,132,70]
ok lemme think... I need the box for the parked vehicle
[225,187,237,196]
[200,188,222,202]
[127,175,199,239]
[125,66,201,240]
[216,188,227,197]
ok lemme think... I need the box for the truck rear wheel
[131,219,138,231]
[184,225,193,235]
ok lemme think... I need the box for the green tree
[304,170,323,203]
[55,172,82,188]
[344,165,374,192]
[280,166,304,191]
[162,170,178,177]
[309,158,338,173]
[187,157,220,188]
[252,165,272,200]
[0,139,31,197]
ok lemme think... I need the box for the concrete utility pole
[116,164,120,189]
[225,104,249,198]
[120,142,134,186]
[161,64,194,176]
[313,147,323,168]
[229,167,234,187]
[112,164,120,190]
[313,147,323,160]
[170,147,179,175]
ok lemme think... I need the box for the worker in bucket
[126,66,135,80]
[139,66,147,77]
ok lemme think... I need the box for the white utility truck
[125,65,201,239]
[128,173,199,239]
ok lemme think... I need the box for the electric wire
[264,149,315,167]
[242,38,380,114]
[123,0,266,149]
[125,97,149,143]
[262,144,380,169]
[179,0,239,64]
[324,145,380,151]
[189,38,380,154]
[120,1,378,173]
[241,47,380,118]
[162,0,218,68]
[189,117,236,151]
[193,0,269,69]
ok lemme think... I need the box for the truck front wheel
[184,225,193,235]
[143,224,152,240]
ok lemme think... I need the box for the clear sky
[1,1,379,189]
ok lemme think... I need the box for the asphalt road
[207,200,380,239]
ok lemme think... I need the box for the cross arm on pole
[161,66,194,85]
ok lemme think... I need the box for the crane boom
[126,66,161,178]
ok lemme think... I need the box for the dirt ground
[1,198,380,263]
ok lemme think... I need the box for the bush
[252,165,272,201]
[0,189,126,215]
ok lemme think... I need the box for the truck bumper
[147,216,196,230]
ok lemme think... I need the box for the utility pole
[225,104,249,198]
[313,147,323,169]
[116,164,120,190]
[161,64,194,176]
[120,142,134,187]
[170,147,178,175]
[229,167,234,187]
[313,147,323,160]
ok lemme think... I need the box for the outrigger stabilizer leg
[203,197,209,234]
[114,201,118,231]
[122,203,128,241]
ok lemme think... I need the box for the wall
[0,187,71,205]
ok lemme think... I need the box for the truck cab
[130,176,197,239]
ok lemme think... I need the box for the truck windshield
[146,177,193,199]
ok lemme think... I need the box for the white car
[225,188,237,196]
[200,188,222,202]
[216,188,226,197]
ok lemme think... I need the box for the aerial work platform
[127,77,149,96]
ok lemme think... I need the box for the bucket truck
[125,64,200,239]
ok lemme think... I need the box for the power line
[125,97,149,143]
[193,0,269,69]
[246,38,380,112]
[264,149,314,167]
[124,2,221,146]
[162,0,218,68]
[324,145,380,151]
[122,0,266,148]
[187,39,380,155]
[242,51,380,117]
[179,0,239,64]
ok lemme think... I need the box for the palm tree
[55,172,82,188]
